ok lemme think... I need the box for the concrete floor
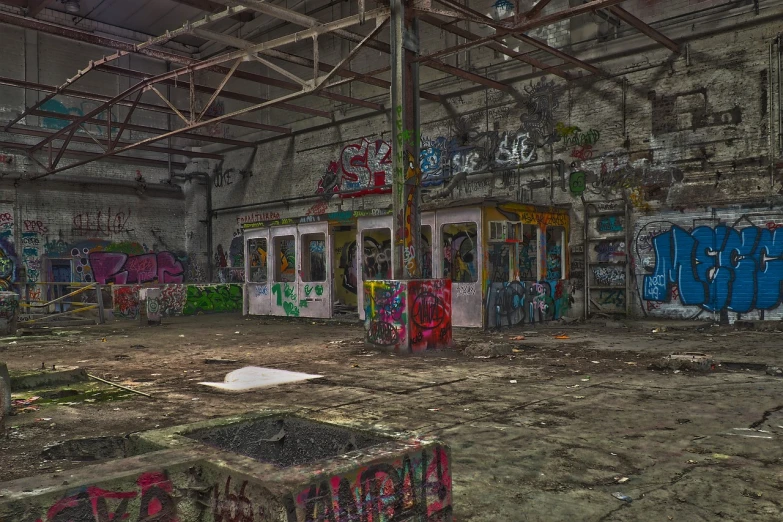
[1,315,782,521]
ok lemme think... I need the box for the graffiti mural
[593,266,626,286]
[34,471,176,522]
[488,280,572,329]
[642,223,783,314]
[71,208,133,238]
[89,251,184,284]
[183,284,242,315]
[409,280,452,350]
[0,211,15,290]
[317,138,393,198]
[294,445,452,522]
[520,77,559,144]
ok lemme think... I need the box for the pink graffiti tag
[89,252,184,284]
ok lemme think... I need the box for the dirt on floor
[1,314,782,521]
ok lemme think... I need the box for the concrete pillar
[0,362,10,418]
[390,0,421,280]
[0,292,19,336]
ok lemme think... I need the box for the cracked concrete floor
[1,315,782,521]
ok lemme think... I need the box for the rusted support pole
[390,0,421,280]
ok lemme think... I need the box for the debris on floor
[198,366,323,392]
[650,352,715,372]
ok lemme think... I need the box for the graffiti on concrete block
[294,445,452,521]
[364,280,406,348]
[34,471,177,522]
[643,224,783,313]
[409,280,452,350]
[598,216,623,233]
[113,285,141,319]
[212,476,257,522]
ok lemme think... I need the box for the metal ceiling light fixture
[63,0,80,13]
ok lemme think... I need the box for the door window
[247,238,268,283]
[442,222,478,282]
[274,236,296,282]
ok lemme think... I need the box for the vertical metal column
[390,0,422,280]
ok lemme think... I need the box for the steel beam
[606,5,681,53]
[29,110,253,147]
[0,140,188,170]
[0,75,291,134]
[5,126,223,159]
[422,58,516,92]
[427,0,602,76]
[525,0,554,19]
[168,0,255,22]
[417,13,571,79]
[192,27,442,102]
[27,0,50,17]
[413,0,627,63]
[512,34,603,75]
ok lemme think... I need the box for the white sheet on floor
[198,366,323,392]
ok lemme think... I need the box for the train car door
[297,222,332,318]
[357,216,394,320]
[436,207,483,327]
[244,228,271,316]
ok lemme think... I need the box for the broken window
[545,227,565,281]
[247,238,268,283]
[301,233,326,282]
[274,236,296,282]
[361,229,392,280]
[442,222,478,283]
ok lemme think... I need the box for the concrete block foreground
[0,410,452,521]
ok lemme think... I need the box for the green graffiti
[304,284,313,296]
[284,283,296,300]
[272,283,282,306]
[183,284,242,315]
[315,285,324,296]
[299,299,308,308]
[283,301,300,317]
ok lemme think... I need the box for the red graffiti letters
[37,471,177,522]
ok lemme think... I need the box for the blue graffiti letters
[644,225,783,313]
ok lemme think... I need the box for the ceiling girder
[0,75,291,135]
[606,5,681,53]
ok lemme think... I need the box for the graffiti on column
[400,151,421,276]
[0,212,15,290]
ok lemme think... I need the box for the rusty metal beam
[0,76,292,134]
[427,0,603,76]
[417,13,571,79]
[24,7,388,152]
[525,0,554,19]
[606,5,681,53]
[192,27,440,102]
[168,0,255,22]
[414,0,627,63]
[27,0,50,17]
[511,34,603,75]
[30,110,253,147]
[423,59,516,92]
[95,64,332,118]
[0,140,188,170]
[6,126,223,159]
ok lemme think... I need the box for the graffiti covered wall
[112,284,242,320]
[634,208,783,322]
